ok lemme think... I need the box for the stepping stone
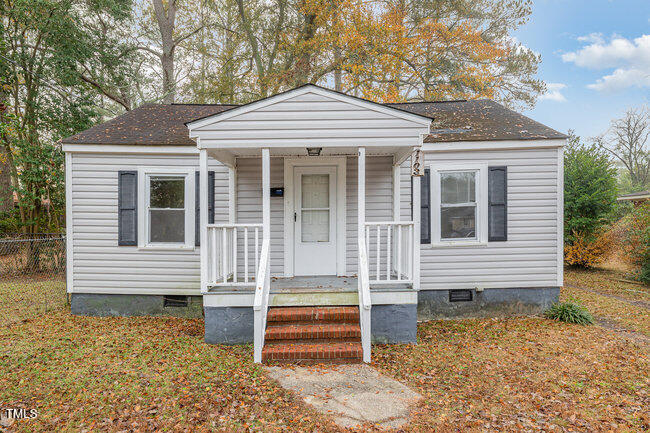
[265,364,422,429]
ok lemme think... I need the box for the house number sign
[411,149,424,177]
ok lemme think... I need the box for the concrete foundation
[417,287,560,320]
[204,306,254,344]
[70,293,203,318]
[371,304,417,344]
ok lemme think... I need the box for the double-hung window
[138,168,194,249]
[431,164,488,246]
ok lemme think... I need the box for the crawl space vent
[449,289,472,303]
[164,295,189,308]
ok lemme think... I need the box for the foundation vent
[164,295,189,307]
[449,289,472,303]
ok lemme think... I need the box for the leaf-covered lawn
[565,267,650,304]
[1,278,648,432]
[374,318,649,432]
[565,268,650,337]
[0,277,66,326]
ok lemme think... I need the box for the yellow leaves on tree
[270,0,538,105]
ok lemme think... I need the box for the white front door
[293,166,337,275]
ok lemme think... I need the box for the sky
[516,0,650,140]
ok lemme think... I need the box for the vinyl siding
[401,147,561,289]
[192,91,429,148]
[70,152,228,294]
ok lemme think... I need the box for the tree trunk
[0,100,13,214]
[152,0,177,104]
[334,46,342,92]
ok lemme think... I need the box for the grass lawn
[1,274,648,432]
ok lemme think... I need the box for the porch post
[358,147,366,244]
[392,163,400,221]
[262,148,270,285]
[412,165,421,291]
[200,148,209,292]
[228,166,236,224]
[262,148,270,240]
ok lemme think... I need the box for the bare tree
[137,0,206,104]
[595,107,650,190]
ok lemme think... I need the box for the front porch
[198,149,422,363]
[188,85,432,363]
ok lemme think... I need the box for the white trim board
[63,144,198,154]
[422,139,566,153]
[283,157,347,277]
[65,152,74,293]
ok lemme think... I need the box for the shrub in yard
[564,133,618,267]
[564,229,613,267]
[544,300,594,325]
[623,202,650,284]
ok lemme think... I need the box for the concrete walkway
[265,364,422,429]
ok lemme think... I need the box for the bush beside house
[563,133,618,267]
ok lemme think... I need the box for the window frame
[137,167,195,250]
[430,163,488,247]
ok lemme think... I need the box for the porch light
[306,147,322,156]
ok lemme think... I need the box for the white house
[62,84,566,363]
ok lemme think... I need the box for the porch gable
[187,84,432,153]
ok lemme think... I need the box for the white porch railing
[364,221,415,284]
[357,236,372,363]
[253,237,271,363]
[206,223,263,286]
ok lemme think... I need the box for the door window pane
[441,206,476,239]
[302,174,329,208]
[301,210,329,242]
[441,172,476,204]
[150,177,185,208]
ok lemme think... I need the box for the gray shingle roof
[62,99,566,146]
[62,104,236,146]
[385,100,566,142]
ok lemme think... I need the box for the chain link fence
[0,234,67,324]
[0,233,66,278]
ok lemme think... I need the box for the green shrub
[544,301,594,325]
[564,132,618,262]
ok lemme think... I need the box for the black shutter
[411,168,431,244]
[195,171,215,246]
[118,171,138,246]
[488,166,507,241]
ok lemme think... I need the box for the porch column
[392,163,400,222]
[262,148,270,284]
[228,166,236,224]
[412,164,421,291]
[358,146,366,252]
[199,149,209,292]
[262,148,270,241]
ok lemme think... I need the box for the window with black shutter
[118,171,138,246]
[488,166,507,242]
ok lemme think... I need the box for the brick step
[261,342,363,362]
[265,323,361,342]
[266,306,359,324]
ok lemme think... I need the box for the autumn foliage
[279,0,542,104]
[564,230,614,268]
